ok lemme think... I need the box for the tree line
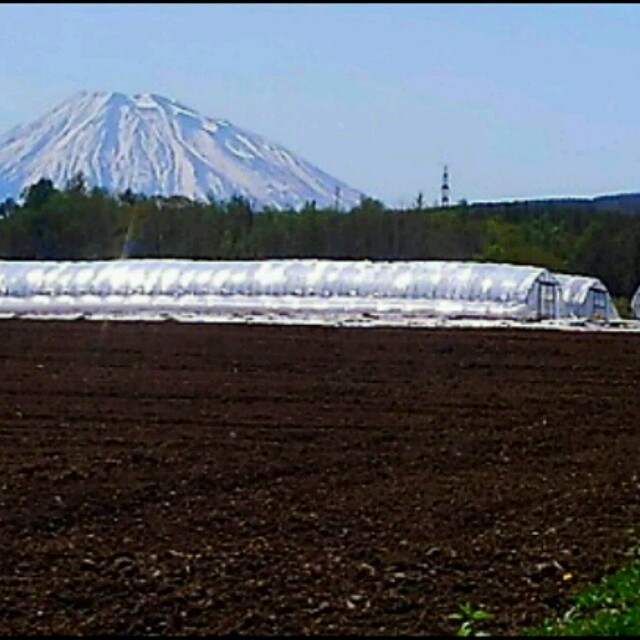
[1,175,640,312]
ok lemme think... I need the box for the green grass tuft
[525,559,640,636]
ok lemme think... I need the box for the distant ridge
[466,192,640,214]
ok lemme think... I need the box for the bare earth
[0,320,639,635]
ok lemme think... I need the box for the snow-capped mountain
[0,91,363,210]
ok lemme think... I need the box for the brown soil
[0,320,639,636]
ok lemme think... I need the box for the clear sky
[1,3,639,206]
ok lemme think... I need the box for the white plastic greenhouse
[554,273,620,321]
[631,283,640,320]
[0,258,563,321]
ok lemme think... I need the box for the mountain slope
[0,91,363,210]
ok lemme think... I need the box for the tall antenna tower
[441,164,450,207]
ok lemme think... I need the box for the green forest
[2,175,640,313]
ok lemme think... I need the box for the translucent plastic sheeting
[0,258,561,320]
[554,273,619,320]
[632,284,640,320]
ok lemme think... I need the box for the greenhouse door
[537,282,557,319]
[592,289,607,320]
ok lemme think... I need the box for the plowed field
[1,320,639,635]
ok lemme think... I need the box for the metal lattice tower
[441,165,450,207]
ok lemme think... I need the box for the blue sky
[1,3,639,206]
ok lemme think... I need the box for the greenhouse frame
[554,273,620,321]
[631,282,640,320]
[0,258,564,321]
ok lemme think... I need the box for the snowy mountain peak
[0,91,363,210]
